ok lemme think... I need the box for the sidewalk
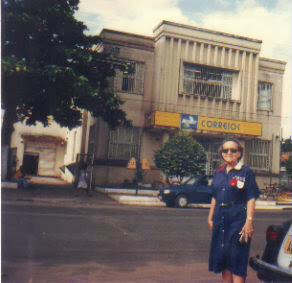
[96,187,292,210]
[2,177,292,210]
[1,177,116,208]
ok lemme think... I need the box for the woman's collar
[218,161,243,172]
[234,161,243,170]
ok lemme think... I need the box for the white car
[250,220,292,282]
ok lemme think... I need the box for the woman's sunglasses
[222,148,238,154]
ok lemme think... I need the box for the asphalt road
[2,202,291,282]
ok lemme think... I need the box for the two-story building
[80,21,287,188]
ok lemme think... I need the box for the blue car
[157,175,213,208]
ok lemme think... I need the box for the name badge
[237,180,244,189]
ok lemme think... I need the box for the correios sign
[147,111,262,136]
[197,116,262,136]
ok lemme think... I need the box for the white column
[164,37,174,112]
[227,48,232,67]
[214,46,218,66]
[240,51,246,120]
[206,44,211,65]
[246,52,253,120]
[221,47,225,67]
[192,42,197,63]
[184,40,189,61]
[235,50,239,69]
[252,54,259,121]
[199,43,204,63]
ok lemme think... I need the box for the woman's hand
[207,197,216,231]
[240,198,256,243]
[239,220,254,243]
[208,218,213,231]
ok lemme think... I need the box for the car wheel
[176,195,188,208]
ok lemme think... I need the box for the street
[2,201,291,282]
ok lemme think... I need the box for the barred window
[246,140,270,171]
[257,82,272,111]
[201,141,223,175]
[114,62,145,95]
[108,127,142,160]
[183,64,233,99]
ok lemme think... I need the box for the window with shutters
[114,62,145,95]
[183,63,233,99]
[257,82,272,111]
[246,140,270,171]
[108,127,142,160]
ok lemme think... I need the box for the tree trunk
[1,105,17,180]
[1,105,17,146]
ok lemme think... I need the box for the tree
[2,0,132,146]
[285,155,292,179]
[281,137,292,152]
[154,132,206,184]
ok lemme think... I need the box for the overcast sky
[75,0,291,138]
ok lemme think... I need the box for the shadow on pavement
[2,176,116,206]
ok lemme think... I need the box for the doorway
[23,152,39,175]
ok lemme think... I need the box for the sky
[75,0,292,138]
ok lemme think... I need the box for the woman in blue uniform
[208,138,259,283]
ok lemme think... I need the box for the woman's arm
[240,198,256,243]
[207,197,216,230]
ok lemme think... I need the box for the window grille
[257,82,272,111]
[246,140,270,171]
[108,127,142,160]
[183,64,233,99]
[201,141,223,175]
[114,62,145,95]
[122,76,135,92]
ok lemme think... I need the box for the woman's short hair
[218,137,244,160]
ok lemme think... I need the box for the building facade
[90,21,285,189]
[9,118,87,183]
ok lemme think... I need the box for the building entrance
[23,152,39,175]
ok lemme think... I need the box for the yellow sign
[127,157,136,169]
[197,116,262,136]
[141,158,150,170]
[152,111,180,128]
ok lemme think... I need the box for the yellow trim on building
[197,116,262,136]
[152,111,181,128]
[149,111,262,136]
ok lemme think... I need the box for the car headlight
[163,189,171,194]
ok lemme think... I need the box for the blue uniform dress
[209,163,259,277]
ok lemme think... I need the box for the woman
[13,166,29,189]
[208,138,259,283]
[74,163,91,196]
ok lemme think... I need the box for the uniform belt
[218,201,244,207]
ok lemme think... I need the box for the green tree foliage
[285,155,292,179]
[2,0,132,145]
[154,132,206,184]
[281,137,292,152]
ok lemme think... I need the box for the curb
[97,188,292,210]
[109,195,164,206]
[1,182,18,189]
[95,187,159,197]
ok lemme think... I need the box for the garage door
[25,142,57,176]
